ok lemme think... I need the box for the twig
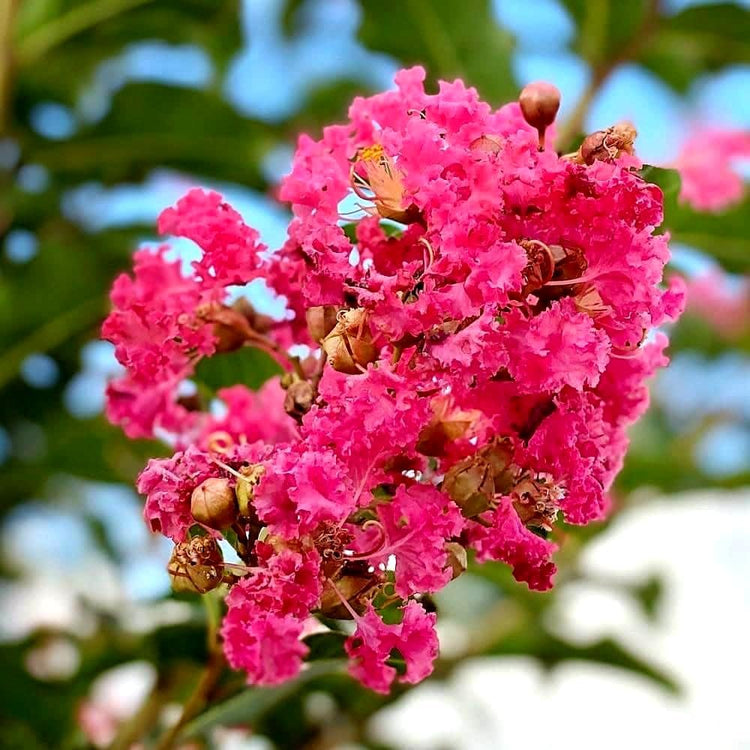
[245,329,306,380]
[154,648,226,750]
[0,0,18,136]
[556,0,662,151]
[107,670,174,750]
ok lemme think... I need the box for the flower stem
[154,647,226,750]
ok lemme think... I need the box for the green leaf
[21,83,278,189]
[638,3,750,93]
[356,0,518,104]
[303,631,348,661]
[194,346,282,394]
[181,659,347,740]
[560,0,650,68]
[640,164,681,205]
[643,164,749,275]
[14,0,244,106]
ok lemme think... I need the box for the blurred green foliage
[0,1,748,748]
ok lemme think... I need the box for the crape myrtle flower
[103,69,683,692]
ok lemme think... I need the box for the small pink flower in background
[77,663,155,748]
[685,270,750,339]
[673,128,750,212]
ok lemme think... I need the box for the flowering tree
[0,1,747,748]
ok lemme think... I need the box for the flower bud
[321,309,378,374]
[284,379,315,421]
[168,537,224,594]
[519,82,561,150]
[191,477,237,530]
[306,305,340,342]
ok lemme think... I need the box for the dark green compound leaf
[13,0,244,108]
[638,3,750,93]
[21,83,278,190]
[357,0,518,105]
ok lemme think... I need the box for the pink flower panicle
[102,68,683,692]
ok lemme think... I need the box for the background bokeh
[0,0,748,748]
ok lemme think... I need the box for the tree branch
[556,0,663,152]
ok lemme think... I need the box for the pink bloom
[198,381,298,449]
[370,484,464,598]
[221,547,321,686]
[254,446,356,537]
[345,601,438,694]
[222,610,307,686]
[673,128,750,212]
[505,299,610,393]
[104,66,682,693]
[158,189,267,287]
[468,495,558,591]
[101,247,218,438]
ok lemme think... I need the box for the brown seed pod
[519,82,561,150]
[284,379,315,421]
[321,309,378,374]
[445,541,468,580]
[443,455,495,518]
[578,121,637,165]
[519,239,555,295]
[191,477,238,530]
[167,537,224,594]
[479,437,516,491]
[306,305,340,342]
[318,572,379,619]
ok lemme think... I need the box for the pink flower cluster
[103,68,683,693]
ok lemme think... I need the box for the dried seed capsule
[579,121,637,165]
[511,471,564,536]
[443,456,495,518]
[191,477,237,530]
[167,537,224,594]
[519,82,561,150]
[318,573,378,619]
[445,542,468,580]
[321,309,378,374]
[284,379,315,421]
[479,437,516,490]
[306,305,340,342]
